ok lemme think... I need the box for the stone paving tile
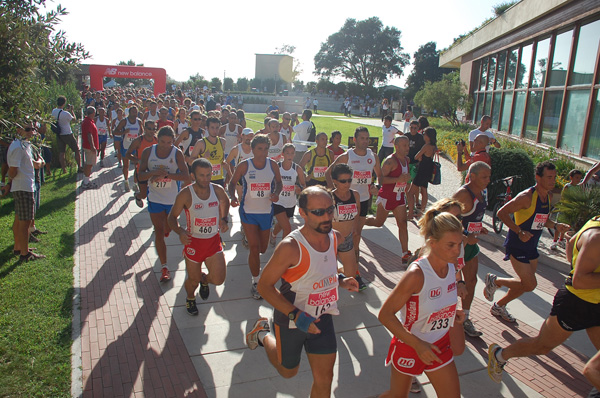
[75,150,207,397]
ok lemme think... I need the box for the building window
[495,51,506,89]
[571,20,600,86]
[517,44,533,89]
[586,90,600,158]
[548,30,573,87]
[560,90,590,154]
[487,55,497,91]
[484,93,492,116]
[506,49,518,89]
[524,91,543,141]
[501,92,513,132]
[480,58,488,91]
[492,93,502,129]
[540,91,563,146]
[511,92,527,135]
[531,38,550,88]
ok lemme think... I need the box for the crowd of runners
[3,85,599,397]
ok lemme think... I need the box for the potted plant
[553,185,600,233]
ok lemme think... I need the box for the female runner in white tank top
[270,143,306,246]
[378,206,467,398]
[173,108,189,137]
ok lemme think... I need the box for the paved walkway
[73,140,595,397]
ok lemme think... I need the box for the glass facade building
[440,0,600,160]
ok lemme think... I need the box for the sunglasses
[306,205,335,216]
[335,178,352,184]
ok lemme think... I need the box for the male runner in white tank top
[138,126,190,283]
[245,186,358,397]
[168,158,230,315]
[95,107,111,166]
[219,112,242,157]
[114,106,144,192]
[143,101,159,122]
[225,127,254,203]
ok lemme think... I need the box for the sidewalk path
[72,140,594,397]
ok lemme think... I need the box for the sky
[48,0,502,88]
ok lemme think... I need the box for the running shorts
[273,204,295,218]
[98,135,108,144]
[376,193,406,211]
[385,332,453,376]
[148,201,173,214]
[240,207,273,231]
[337,232,354,253]
[550,286,600,332]
[183,234,223,264]
[504,245,539,264]
[274,314,337,370]
[464,243,480,263]
[13,190,35,221]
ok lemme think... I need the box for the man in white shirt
[8,122,45,261]
[313,99,319,114]
[469,115,501,153]
[292,109,314,164]
[52,96,82,173]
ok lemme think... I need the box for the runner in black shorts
[487,214,600,391]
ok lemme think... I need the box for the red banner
[88,64,167,96]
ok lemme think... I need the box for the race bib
[211,164,221,177]
[467,222,483,234]
[313,166,327,178]
[250,182,271,198]
[154,178,172,189]
[194,217,217,236]
[421,303,456,333]
[353,170,371,185]
[393,182,407,193]
[337,203,357,221]
[531,213,549,230]
[98,128,107,135]
[126,132,138,140]
[305,287,339,318]
[281,184,295,197]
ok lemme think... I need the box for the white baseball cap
[242,128,254,135]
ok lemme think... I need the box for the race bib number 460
[250,182,271,198]
[194,217,217,235]
[531,213,548,230]
[421,303,457,333]
[353,170,371,185]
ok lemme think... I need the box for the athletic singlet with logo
[184,184,220,239]
[275,162,298,209]
[347,148,376,201]
[378,155,409,201]
[176,119,189,136]
[95,117,109,136]
[382,124,400,148]
[333,190,358,222]
[505,187,550,250]
[123,118,141,150]
[136,135,158,162]
[400,257,457,343]
[146,110,159,122]
[241,158,275,214]
[306,147,332,183]
[146,145,180,205]
[567,215,600,303]
[223,124,239,155]
[181,128,204,157]
[274,229,339,327]
[201,137,225,181]
[268,132,285,160]
[235,143,253,166]
[461,185,487,234]
[279,125,292,141]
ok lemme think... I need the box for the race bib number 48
[250,182,271,198]
[353,170,371,185]
[532,213,548,230]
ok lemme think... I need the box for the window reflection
[501,93,513,132]
[571,20,600,85]
[532,38,550,88]
[524,91,543,140]
[560,90,590,154]
[506,49,518,89]
[549,30,573,86]
[541,91,563,146]
[511,92,527,135]
[495,52,506,89]
[585,91,600,159]
[480,58,488,91]
[517,44,532,89]
[487,56,497,91]
[492,93,501,130]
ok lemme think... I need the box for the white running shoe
[490,303,516,323]
[483,273,498,302]
[487,343,505,383]
[124,180,130,192]
[463,319,483,337]
[269,229,277,247]
[550,242,558,251]
[251,282,262,300]
[246,317,269,350]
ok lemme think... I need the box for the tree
[413,72,471,126]
[210,77,222,91]
[223,77,234,91]
[187,73,208,89]
[314,17,409,90]
[250,78,262,91]
[236,77,249,92]
[275,44,302,84]
[404,42,452,100]
[0,0,88,132]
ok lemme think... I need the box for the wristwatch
[288,308,299,321]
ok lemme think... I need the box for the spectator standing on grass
[80,107,99,189]
[313,98,318,114]
[381,98,389,122]
[52,96,82,174]
[468,115,501,153]
[8,122,45,262]
[379,115,402,163]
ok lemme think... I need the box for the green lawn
[0,172,76,397]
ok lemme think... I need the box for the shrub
[487,147,535,208]
[553,185,600,232]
